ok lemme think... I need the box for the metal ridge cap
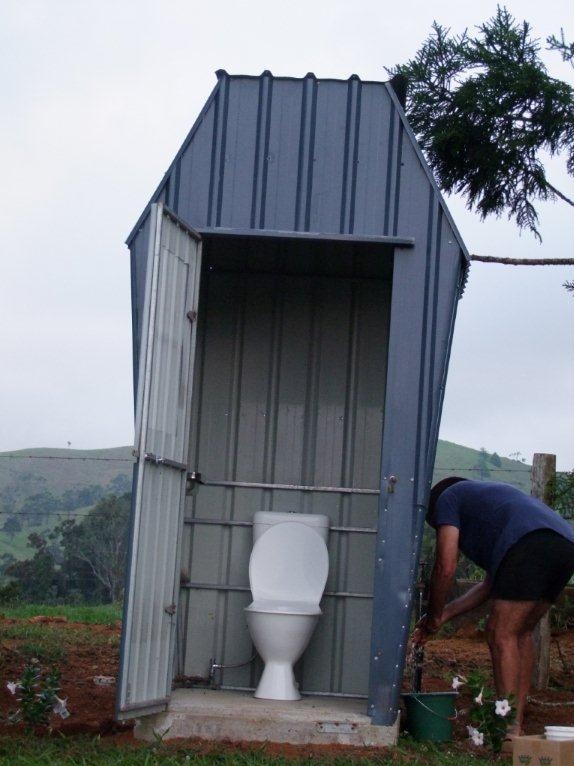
[214,69,390,86]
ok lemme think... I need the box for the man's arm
[425,524,460,631]
[412,525,491,644]
[441,577,491,624]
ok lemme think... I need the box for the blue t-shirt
[433,481,574,578]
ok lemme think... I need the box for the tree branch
[471,255,574,265]
[546,182,574,207]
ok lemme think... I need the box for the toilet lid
[249,522,329,603]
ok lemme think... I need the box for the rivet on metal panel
[377,557,383,563]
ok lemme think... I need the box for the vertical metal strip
[304,79,318,231]
[348,79,362,235]
[259,74,274,229]
[383,103,396,236]
[215,76,230,227]
[339,79,355,234]
[250,76,266,229]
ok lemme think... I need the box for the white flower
[52,696,70,719]
[467,726,484,746]
[452,675,466,690]
[474,687,484,705]
[495,699,511,717]
[6,682,17,695]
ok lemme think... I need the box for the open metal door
[117,204,202,719]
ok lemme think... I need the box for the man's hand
[411,613,442,646]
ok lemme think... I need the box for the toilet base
[254,661,300,701]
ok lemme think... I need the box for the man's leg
[486,599,550,734]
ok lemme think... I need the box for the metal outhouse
[117,71,469,739]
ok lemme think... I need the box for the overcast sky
[1,0,573,470]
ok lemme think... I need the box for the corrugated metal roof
[127,71,469,265]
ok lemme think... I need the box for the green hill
[434,440,531,494]
[0,441,532,564]
[0,442,538,592]
[0,447,134,563]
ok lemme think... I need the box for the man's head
[426,477,467,527]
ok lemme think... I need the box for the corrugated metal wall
[177,237,392,696]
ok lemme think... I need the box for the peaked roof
[127,70,469,264]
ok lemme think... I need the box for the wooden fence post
[530,453,556,690]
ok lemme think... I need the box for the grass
[0,603,122,626]
[0,622,119,665]
[0,735,501,765]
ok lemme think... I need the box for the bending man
[413,477,574,734]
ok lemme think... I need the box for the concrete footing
[134,689,399,747]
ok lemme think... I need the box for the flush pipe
[209,653,257,689]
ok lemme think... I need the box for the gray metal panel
[118,205,202,719]
[368,128,466,723]
[179,238,391,694]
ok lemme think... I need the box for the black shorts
[490,529,574,602]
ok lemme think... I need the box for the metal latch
[186,471,204,495]
[144,453,188,472]
[387,475,397,493]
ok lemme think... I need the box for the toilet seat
[245,599,321,616]
[249,522,329,605]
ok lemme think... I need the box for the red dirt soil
[0,616,573,752]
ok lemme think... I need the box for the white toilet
[244,511,330,701]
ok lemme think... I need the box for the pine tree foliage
[389,7,574,240]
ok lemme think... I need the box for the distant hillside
[0,447,134,496]
[0,441,531,515]
[0,447,134,562]
[434,440,531,494]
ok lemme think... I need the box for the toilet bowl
[245,512,330,701]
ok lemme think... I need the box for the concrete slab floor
[134,689,399,747]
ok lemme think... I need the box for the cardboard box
[513,734,574,766]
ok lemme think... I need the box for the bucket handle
[410,695,458,722]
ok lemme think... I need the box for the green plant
[462,670,516,752]
[6,662,69,731]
